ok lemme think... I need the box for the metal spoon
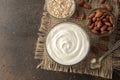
[90,40,120,69]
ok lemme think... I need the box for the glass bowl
[45,22,90,66]
[86,8,116,36]
[46,0,76,19]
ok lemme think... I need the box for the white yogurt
[46,22,90,65]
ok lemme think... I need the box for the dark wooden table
[0,0,119,80]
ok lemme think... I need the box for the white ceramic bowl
[46,0,76,19]
[46,22,90,65]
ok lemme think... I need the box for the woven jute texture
[35,0,120,79]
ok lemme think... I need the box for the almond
[100,25,107,31]
[105,22,112,26]
[106,15,109,19]
[97,18,101,21]
[101,31,108,34]
[95,21,99,26]
[97,21,102,28]
[100,36,109,41]
[109,16,114,24]
[89,12,95,19]
[91,29,99,34]
[95,10,103,17]
[98,43,108,51]
[92,17,97,22]
[102,5,107,9]
[105,4,113,11]
[78,0,85,7]
[100,0,106,4]
[73,10,79,18]
[80,12,86,20]
[88,23,95,29]
[83,3,91,9]
[87,19,92,25]
[102,18,108,22]
[100,14,106,20]
[94,26,100,30]
[107,27,113,31]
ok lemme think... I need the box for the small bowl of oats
[46,0,76,19]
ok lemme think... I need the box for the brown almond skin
[73,10,79,18]
[95,21,99,27]
[102,5,107,9]
[98,43,108,51]
[83,3,91,9]
[78,0,85,7]
[107,27,113,31]
[87,19,92,25]
[80,12,86,20]
[95,10,103,17]
[89,12,95,19]
[92,17,97,22]
[97,21,102,28]
[94,26,100,30]
[97,18,101,21]
[106,15,109,19]
[105,4,113,11]
[91,29,99,34]
[101,25,107,31]
[109,16,114,24]
[88,23,95,29]
[102,18,108,22]
[101,31,108,34]
[100,15,105,20]
[105,22,112,26]
[100,0,106,4]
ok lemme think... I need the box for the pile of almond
[87,9,114,34]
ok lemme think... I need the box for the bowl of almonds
[87,8,115,35]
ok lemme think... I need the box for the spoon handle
[99,40,120,62]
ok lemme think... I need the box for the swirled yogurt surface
[46,22,90,65]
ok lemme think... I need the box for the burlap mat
[35,0,120,79]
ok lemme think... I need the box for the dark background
[0,0,119,80]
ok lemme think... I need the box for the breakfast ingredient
[101,31,107,34]
[80,12,86,20]
[99,0,106,4]
[107,27,113,31]
[105,4,113,11]
[88,23,94,29]
[83,3,91,9]
[95,10,103,17]
[91,29,99,34]
[103,4,113,11]
[97,21,102,28]
[73,9,79,18]
[104,22,112,26]
[87,9,114,34]
[100,25,107,31]
[78,0,85,7]
[98,43,108,51]
[109,16,114,24]
[47,0,74,18]
[89,12,95,19]
[46,22,90,65]
[87,19,92,25]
